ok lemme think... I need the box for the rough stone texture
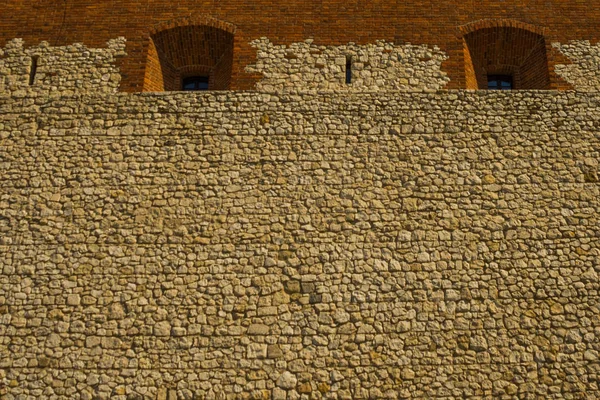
[0,38,126,95]
[277,372,298,389]
[553,41,600,91]
[246,38,450,92]
[1,87,600,398]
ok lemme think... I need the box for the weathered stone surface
[272,387,287,400]
[246,39,450,91]
[277,372,297,389]
[401,368,415,380]
[247,343,267,359]
[248,324,270,335]
[1,62,600,398]
[297,382,312,394]
[107,302,125,319]
[469,335,488,352]
[554,40,600,91]
[66,294,80,306]
[154,321,171,336]
[267,344,284,359]
[0,38,126,95]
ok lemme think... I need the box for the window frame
[182,75,210,91]
[487,74,513,90]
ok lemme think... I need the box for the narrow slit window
[29,56,38,86]
[345,57,352,84]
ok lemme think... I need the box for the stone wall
[1,89,600,399]
[3,36,600,94]
[246,39,449,91]
[0,38,126,95]
[553,41,600,91]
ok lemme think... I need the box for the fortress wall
[0,39,126,95]
[4,0,600,91]
[1,91,600,399]
[554,41,600,91]
[2,37,600,95]
[245,39,450,91]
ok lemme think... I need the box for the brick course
[2,0,598,91]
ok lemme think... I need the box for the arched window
[144,21,235,92]
[462,22,550,90]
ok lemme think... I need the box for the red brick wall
[144,39,165,92]
[145,24,234,91]
[462,21,550,90]
[1,0,596,91]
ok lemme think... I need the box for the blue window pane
[487,75,513,90]
[182,76,210,91]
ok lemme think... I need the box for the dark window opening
[345,57,352,84]
[182,76,209,91]
[146,24,235,92]
[487,75,513,90]
[463,26,550,90]
[29,56,38,86]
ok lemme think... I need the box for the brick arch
[143,17,236,92]
[458,19,546,37]
[460,20,550,90]
[147,16,237,37]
